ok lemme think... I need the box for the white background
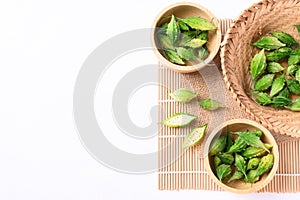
[0,0,299,199]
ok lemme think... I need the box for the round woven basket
[221,0,300,138]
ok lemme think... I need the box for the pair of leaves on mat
[157,15,217,65]
[250,28,300,111]
[169,88,225,110]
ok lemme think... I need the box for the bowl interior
[205,119,279,193]
[153,3,221,72]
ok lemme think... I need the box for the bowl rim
[203,119,279,194]
[151,2,222,73]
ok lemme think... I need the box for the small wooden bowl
[204,119,279,194]
[152,2,221,73]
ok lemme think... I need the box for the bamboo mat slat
[158,19,300,193]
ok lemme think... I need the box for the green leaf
[278,87,290,99]
[197,31,208,41]
[179,16,217,31]
[271,96,292,108]
[287,64,299,76]
[235,154,247,179]
[255,92,272,106]
[160,22,169,29]
[209,136,227,156]
[164,50,185,65]
[267,62,285,73]
[233,132,270,153]
[226,133,233,152]
[244,169,260,183]
[252,36,286,50]
[178,20,189,31]
[167,15,180,45]
[216,164,232,181]
[198,99,225,110]
[182,124,207,150]
[214,156,222,168]
[176,47,197,60]
[169,88,198,103]
[226,137,247,153]
[266,47,292,62]
[296,69,300,83]
[288,55,300,66]
[250,49,267,80]
[184,38,206,48]
[176,33,194,47]
[247,158,261,170]
[285,99,300,111]
[161,113,197,128]
[198,46,209,61]
[255,154,274,177]
[241,144,273,158]
[271,31,299,46]
[217,153,234,165]
[270,74,285,97]
[228,170,244,183]
[254,74,275,91]
[287,79,300,95]
[157,34,174,50]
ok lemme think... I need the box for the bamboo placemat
[158,19,300,192]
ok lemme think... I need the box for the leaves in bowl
[210,130,274,184]
[156,15,217,65]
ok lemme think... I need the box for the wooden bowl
[221,0,300,137]
[152,2,221,73]
[204,119,279,194]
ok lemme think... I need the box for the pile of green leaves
[210,131,274,183]
[156,15,217,65]
[250,27,300,111]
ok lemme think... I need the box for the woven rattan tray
[158,19,300,193]
[221,0,300,138]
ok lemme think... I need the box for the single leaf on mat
[198,99,225,110]
[169,88,198,102]
[182,124,207,150]
[161,113,197,128]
